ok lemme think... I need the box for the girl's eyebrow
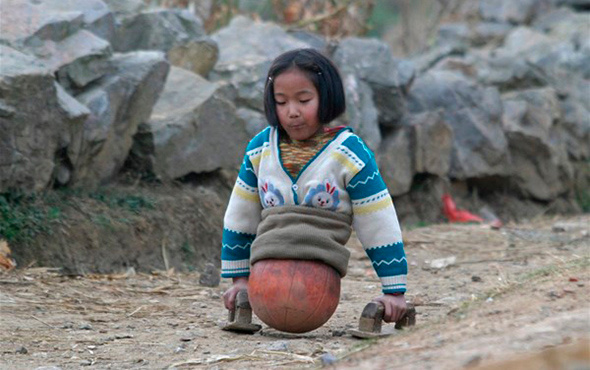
[274,89,315,96]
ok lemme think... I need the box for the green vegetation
[575,188,590,213]
[0,192,60,243]
[0,188,156,243]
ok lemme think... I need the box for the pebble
[463,354,482,368]
[320,353,338,366]
[115,333,133,339]
[16,346,28,354]
[78,323,93,330]
[199,263,221,287]
[265,341,289,351]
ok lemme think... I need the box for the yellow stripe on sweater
[250,149,270,167]
[234,187,259,202]
[331,152,361,174]
[353,197,393,215]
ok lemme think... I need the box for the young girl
[221,48,408,324]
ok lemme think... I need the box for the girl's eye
[276,101,286,105]
[300,99,311,104]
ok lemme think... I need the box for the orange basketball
[248,259,341,333]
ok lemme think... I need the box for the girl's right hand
[222,276,249,310]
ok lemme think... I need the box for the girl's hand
[222,277,249,310]
[372,294,407,323]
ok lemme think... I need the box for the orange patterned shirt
[279,126,345,178]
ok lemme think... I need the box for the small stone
[320,353,338,366]
[115,333,133,339]
[61,322,74,329]
[78,323,93,330]
[199,263,221,287]
[331,329,346,337]
[16,346,28,354]
[80,360,93,366]
[266,341,289,352]
[463,354,482,367]
[471,275,482,282]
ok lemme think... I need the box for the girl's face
[273,68,321,141]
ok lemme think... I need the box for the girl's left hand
[372,294,407,323]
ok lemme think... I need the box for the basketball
[248,259,341,333]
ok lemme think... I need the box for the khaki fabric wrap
[250,206,353,277]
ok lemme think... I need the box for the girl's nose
[288,105,300,118]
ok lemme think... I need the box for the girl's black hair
[263,48,346,127]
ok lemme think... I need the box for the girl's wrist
[232,276,249,284]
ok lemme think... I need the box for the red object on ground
[249,259,340,333]
[442,193,484,223]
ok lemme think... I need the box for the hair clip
[268,76,273,82]
[317,71,322,75]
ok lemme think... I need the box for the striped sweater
[221,126,408,294]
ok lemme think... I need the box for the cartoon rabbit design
[304,181,340,211]
[259,181,285,208]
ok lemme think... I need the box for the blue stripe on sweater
[342,135,388,199]
[221,228,254,261]
[346,157,388,199]
[246,126,270,151]
[238,156,257,187]
[365,242,408,277]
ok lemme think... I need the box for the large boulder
[378,111,453,196]
[338,73,381,151]
[502,87,574,200]
[113,8,218,77]
[332,37,414,127]
[478,0,552,25]
[72,51,170,187]
[377,126,414,197]
[407,70,509,179]
[130,67,250,180]
[0,0,113,92]
[210,16,310,111]
[0,0,115,46]
[0,45,89,192]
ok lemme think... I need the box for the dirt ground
[1,215,589,369]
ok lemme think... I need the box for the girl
[221,48,408,324]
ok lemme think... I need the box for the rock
[236,107,268,138]
[130,66,249,180]
[405,111,453,177]
[378,126,414,197]
[478,0,551,25]
[427,256,457,270]
[113,9,218,77]
[15,346,28,354]
[502,87,574,200]
[0,45,88,193]
[0,0,114,91]
[320,353,338,365]
[407,70,509,179]
[339,73,380,150]
[199,263,220,287]
[332,37,414,126]
[210,16,309,111]
[0,0,114,46]
[72,51,169,187]
[471,22,513,46]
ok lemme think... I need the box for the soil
[1,214,589,369]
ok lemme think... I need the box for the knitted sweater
[221,126,408,294]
